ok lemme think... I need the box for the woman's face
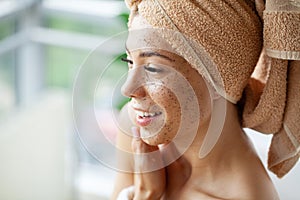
[121,14,211,146]
[121,49,211,146]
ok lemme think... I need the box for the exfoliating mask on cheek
[126,64,176,145]
[127,63,200,146]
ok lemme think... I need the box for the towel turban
[125,0,300,178]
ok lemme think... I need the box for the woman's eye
[144,64,163,73]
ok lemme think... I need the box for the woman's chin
[140,128,171,146]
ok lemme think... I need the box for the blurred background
[0,0,128,199]
[0,0,299,200]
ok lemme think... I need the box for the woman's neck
[184,100,256,178]
[174,100,278,199]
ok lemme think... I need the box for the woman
[112,0,300,199]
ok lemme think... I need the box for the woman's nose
[121,69,146,98]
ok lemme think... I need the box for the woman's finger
[131,126,158,153]
[131,127,161,172]
[131,127,166,200]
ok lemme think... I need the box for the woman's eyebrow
[125,43,174,62]
[139,51,175,62]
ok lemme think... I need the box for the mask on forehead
[127,13,174,55]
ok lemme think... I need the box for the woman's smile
[131,104,165,136]
[135,109,163,127]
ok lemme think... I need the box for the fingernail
[131,126,140,138]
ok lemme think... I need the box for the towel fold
[268,60,300,177]
[125,0,300,177]
[247,0,300,177]
[242,50,288,134]
[264,0,300,60]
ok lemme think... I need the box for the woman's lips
[135,110,162,127]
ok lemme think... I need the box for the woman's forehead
[126,14,175,54]
[126,29,174,54]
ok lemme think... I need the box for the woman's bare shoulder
[174,163,279,200]
[229,169,279,200]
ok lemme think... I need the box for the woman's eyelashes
[121,57,133,65]
[121,57,165,74]
[144,64,163,73]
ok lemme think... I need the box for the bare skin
[111,49,279,200]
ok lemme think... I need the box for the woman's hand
[117,127,191,200]
[131,127,166,200]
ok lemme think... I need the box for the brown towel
[125,0,300,177]
[126,0,263,103]
[263,0,300,60]
[246,0,300,177]
[268,60,300,177]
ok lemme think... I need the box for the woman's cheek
[147,86,181,117]
[145,86,182,145]
[146,85,178,107]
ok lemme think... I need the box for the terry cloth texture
[125,0,300,177]
[264,0,300,60]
